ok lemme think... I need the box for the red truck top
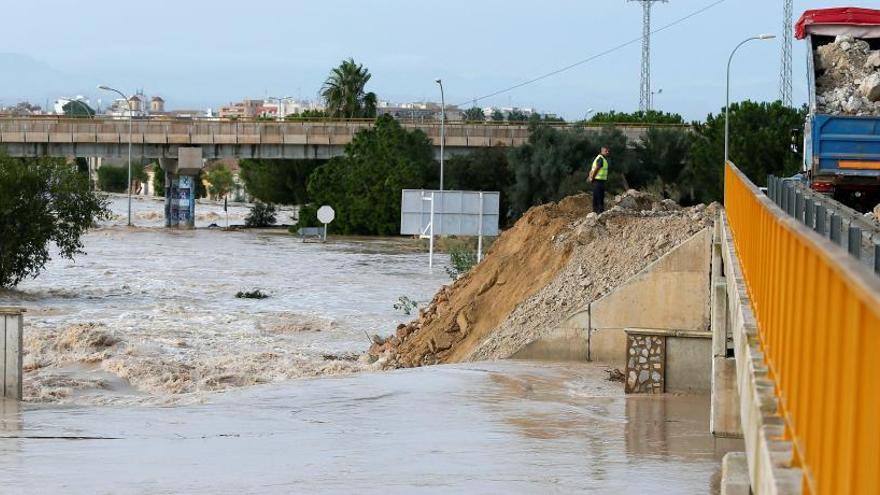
[795,7,880,39]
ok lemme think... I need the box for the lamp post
[584,108,594,123]
[98,85,134,226]
[266,95,294,120]
[726,34,775,165]
[435,79,445,194]
[649,88,663,111]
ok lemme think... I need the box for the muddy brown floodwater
[0,196,449,404]
[0,197,742,493]
[0,362,740,494]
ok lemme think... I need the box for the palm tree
[321,58,378,119]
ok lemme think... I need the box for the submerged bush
[236,289,269,299]
[245,202,277,227]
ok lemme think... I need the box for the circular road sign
[317,205,336,224]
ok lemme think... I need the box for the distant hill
[0,53,86,105]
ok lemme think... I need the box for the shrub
[393,296,419,315]
[236,289,269,299]
[245,201,277,227]
[445,245,478,280]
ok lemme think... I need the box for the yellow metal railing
[725,162,880,494]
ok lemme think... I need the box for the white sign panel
[400,190,500,236]
[317,205,335,224]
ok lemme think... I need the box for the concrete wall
[586,227,712,368]
[1,308,24,400]
[666,333,712,393]
[511,328,589,361]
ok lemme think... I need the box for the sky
[0,0,851,120]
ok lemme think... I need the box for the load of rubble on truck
[815,35,880,116]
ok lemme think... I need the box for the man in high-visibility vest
[588,146,610,213]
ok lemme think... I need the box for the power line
[457,0,728,108]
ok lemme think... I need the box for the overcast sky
[0,0,840,120]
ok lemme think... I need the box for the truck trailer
[797,7,880,212]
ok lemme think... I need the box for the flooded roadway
[0,196,741,492]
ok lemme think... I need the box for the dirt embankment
[369,191,718,368]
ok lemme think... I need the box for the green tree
[686,100,805,204]
[304,115,436,235]
[631,127,693,200]
[321,58,378,119]
[0,154,109,287]
[444,147,512,222]
[62,100,95,118]
[507,123,631,219]
[589,110,685,125]
[491,109,505,122]
[463,107,485,122]
[507,109,528,123]
[239,159,322,205]
[205,164,234,200]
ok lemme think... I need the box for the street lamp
[266,95,294,120]
[435,79,445,194]
[649,88,663,111]
[98,84,134,226]
[725,34,775,165]
[584,108,595,122]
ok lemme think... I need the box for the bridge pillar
[159,147,204,229]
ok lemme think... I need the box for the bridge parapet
[724,161,880,494]
[0,117,686,159]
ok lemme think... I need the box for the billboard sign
[400,190,500,237]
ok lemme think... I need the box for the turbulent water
[0,196,448,405]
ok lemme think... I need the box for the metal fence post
[804,198,814,229]
[815,204,827,236]
[875,243,880,276]
[795,190,804,222]
[830,214,842,245]
[848,227,862,260]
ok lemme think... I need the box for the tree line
[239,99,805,235]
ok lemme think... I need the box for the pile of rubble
[366,190,718,369]
[815,35,880,116]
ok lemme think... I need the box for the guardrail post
[830,214,842,245]
[767,176,776,202]
[875,243,880,275]
[781,183,789,214]
[815,204,827,236]
[795,190,804,222]
[804,198,814,229]
[848,227,862,260]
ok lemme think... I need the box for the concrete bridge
[0,116,681,160]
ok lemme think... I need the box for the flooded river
[0,196,741,492]
[1,196,448,404]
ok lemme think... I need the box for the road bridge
[0,116,681,160]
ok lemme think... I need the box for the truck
[796,7,880,212]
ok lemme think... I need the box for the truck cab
[797,7,880,211]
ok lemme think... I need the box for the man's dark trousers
[592,179,606,214]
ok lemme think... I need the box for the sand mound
[369,191,717,367]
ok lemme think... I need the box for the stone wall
[625,333,665,394]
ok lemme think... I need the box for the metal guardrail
[726,162,880,494]
[767,175,880,276]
